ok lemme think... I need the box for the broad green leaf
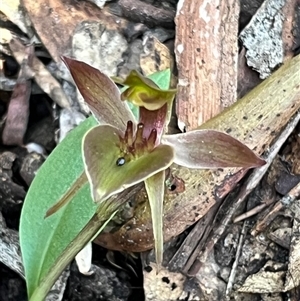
[83,125,175,202]
[62,56,136,131]
[20,116,98,298]
[162,130,266,169]
[144,171,165,271]
[126,100,139,120]
[29,206,118,301]
[116,70,176,111]
[147,69,171,90]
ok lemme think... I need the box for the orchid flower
[62,57,265,271]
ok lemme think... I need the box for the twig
[233,195,275,223]
[225,221,247,297]
[234,203,267,223]
[252,181,300,236]
[167,205,217,271]
[0,212,24,278]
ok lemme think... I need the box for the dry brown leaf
[0,0,34,37]
[2,44,33,145]
[140,36,174,76]
[239,270,286,293]
[9,39,70,109]
[22,0,128,62]
[285,202,300,291]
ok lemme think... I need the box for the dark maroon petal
[62,56,136,131]
[139,103,168,144]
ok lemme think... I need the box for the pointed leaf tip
[162,130,266,169]
[83,125,175,203]
[62,56,135,131]
[144,171,165,271]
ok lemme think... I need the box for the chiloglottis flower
[61,57,266,270]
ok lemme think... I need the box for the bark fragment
[240,0,285,79]
[175,0,239,131]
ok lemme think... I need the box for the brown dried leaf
[22,0,128,62]
[140,36,174,76]
[9,39,70,108]
[239,270,285,293]
[2,45,33,146]
[1,0,34,36]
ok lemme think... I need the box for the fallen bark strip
[0,212,24,278]
[175,0,239,130]
[118,0,175,29]
[9,38,71,109]
[240,0,285,78]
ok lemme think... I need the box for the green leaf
[20,116,98,299]
[144,171,165,271]
[162,130,266,169]
[29,206,118,301]
[83,125,175,202]
[126,100,139,120]
[62,56,136,131]
[147,69,171,90]
[116,70,176,111]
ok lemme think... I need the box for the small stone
[72,21,128,77]
[20,152,45,186]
